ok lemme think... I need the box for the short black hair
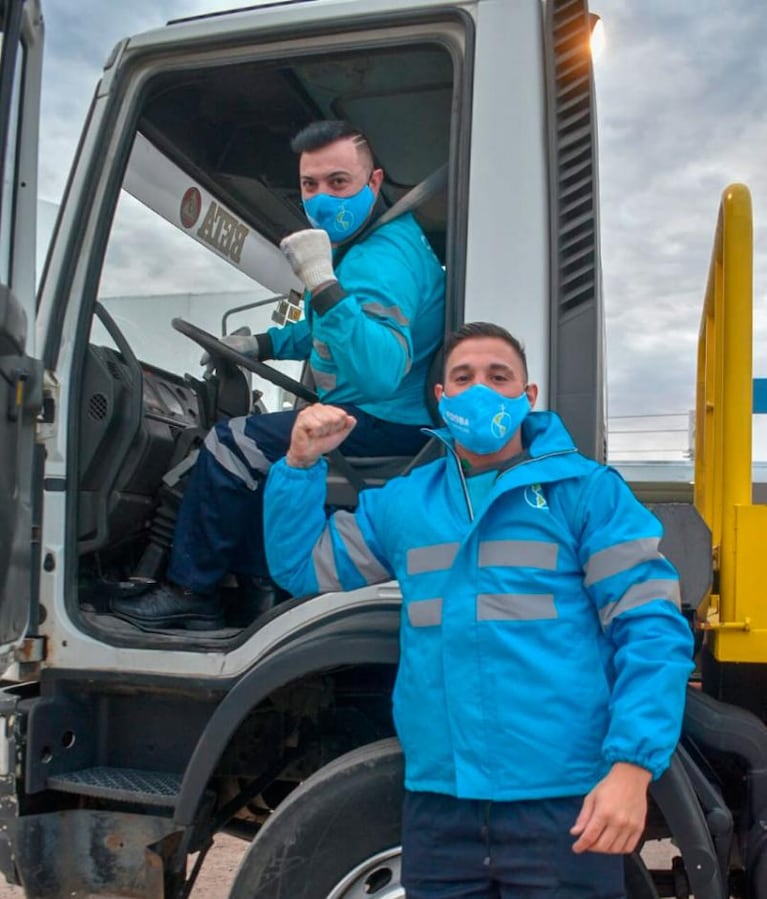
[443,322,528,381]
[290,120,374,168]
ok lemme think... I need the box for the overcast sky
[38,1,767,429]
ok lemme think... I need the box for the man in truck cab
[112,120,446,630]
[263,321,695,898]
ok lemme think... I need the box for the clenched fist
[286,404,357,469]
[280,229,336,292]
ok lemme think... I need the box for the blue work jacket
[264,411,695,801]
[267,212,445,426]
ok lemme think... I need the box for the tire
[227,737,659,898]
[228,738,405,899]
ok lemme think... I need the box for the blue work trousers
[402,791,626,899]
[167,405,428,594]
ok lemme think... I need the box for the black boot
[226,575,278,627]
[111,584,224,631]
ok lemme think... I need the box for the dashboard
[78,345,205,553]
[142,363,201,429]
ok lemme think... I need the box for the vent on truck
[88,393,109,421]
[552,0,597,314]
[545,0,604,462]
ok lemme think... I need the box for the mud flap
[12,809,178,897]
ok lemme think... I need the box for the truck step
[47,766,182,807]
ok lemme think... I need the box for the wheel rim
[326,846,404,899]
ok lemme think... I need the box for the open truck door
[0,0,43,668]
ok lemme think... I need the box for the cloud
[594,1,767,418]
[39,1,242,201]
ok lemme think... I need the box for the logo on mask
[491,410,512,439]
[335,206,354,233]
[524,484,548,509]
[443,409,469,427]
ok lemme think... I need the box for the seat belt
[370,161,449,233]
[331,160,448,269]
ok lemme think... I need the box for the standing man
[263,322,694,897]
[112,121,445,630]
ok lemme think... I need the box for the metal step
[48,766,182,807]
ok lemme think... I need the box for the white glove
[200,328,259,369]
[280,229,336,292]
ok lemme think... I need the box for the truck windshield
[93,134,277,380]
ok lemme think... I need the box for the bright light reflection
[590,17,606,60]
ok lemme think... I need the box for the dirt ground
[189,835,248,898]
[0,836,680,897]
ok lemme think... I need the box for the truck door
[0,0,43,666]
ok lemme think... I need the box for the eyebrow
[300,169,352,180]
[448,362,516,376]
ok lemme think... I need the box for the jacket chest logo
[524,483,548,510]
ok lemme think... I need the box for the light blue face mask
[438,384,531,455]
[302,184,376,243]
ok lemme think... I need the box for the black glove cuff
[310,280,348,316]
[255,332,274,360]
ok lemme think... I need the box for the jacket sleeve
[264,457,395,596]
[309,229,423,400]
[266,318,313,361]
[576,467,695,780]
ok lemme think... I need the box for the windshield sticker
[196,200,249,265]
[180,187,202,229]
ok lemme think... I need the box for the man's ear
[369,167,384,197]
[525,382,539,409]
[434,383,444,402]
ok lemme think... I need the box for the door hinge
[17,636,45,663]
[35,369,59,443]
[4,636,46,681]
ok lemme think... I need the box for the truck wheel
[227,738,659,899]
[228,738,405,899]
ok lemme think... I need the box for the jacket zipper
[429,428,577,526]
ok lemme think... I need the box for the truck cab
[3,1,722,897]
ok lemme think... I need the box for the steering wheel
[172,317,319,405]
[172,318,367,493]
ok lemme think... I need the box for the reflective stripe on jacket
[264,411,694,800]
[267,212,445,426]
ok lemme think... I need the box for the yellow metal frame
[694,183,767,661]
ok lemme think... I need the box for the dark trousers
[167,405,428,594]
[402,791,626,899]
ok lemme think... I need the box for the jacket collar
[424,411,599,519]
